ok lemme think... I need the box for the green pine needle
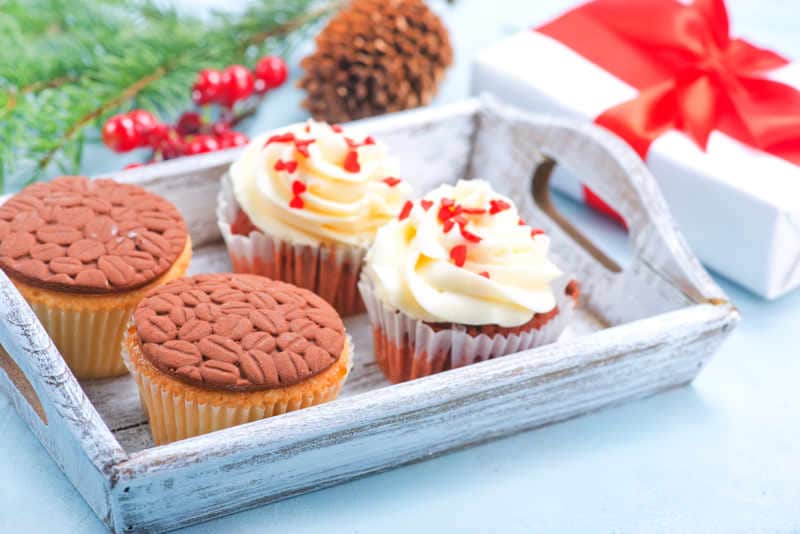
[0,0,344,192]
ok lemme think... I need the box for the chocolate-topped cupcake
[0,176,192,378]
[122,273,351,444]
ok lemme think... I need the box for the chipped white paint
[0,97,738,533]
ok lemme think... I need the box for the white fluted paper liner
[358,274,576,383]
[27,300,132,378]
[121,322,353,445]
[217,173,367,316]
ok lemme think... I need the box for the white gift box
[472,30,800,299]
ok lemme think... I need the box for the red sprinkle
[289,196,304,209]
[462,207,487,215]
[304,124,311,133]
[450,245,467,267]
[274,159,298,173]
[420,200,434,211]
[479,271,490,279]
[442,219,455,233]
[383,176,402,187]
[343,150,361,173]
[531,228,545,238]
[489,199,511,215]
[437,198,462,223]
[398,200,413,221]
[518,218,526,226]
[344,136,374,149]
[292,180,307,196]
[264,132,295,146]
[331,124,343,133]
[294,138,315,158]
[460,228,482,243]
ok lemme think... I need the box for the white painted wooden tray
[0,96,738,533]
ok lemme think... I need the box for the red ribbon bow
[538,0,800,165]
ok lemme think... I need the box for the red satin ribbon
[537,0,800,223]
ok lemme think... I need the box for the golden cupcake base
[122,328,351,445]
[13,239,192,379]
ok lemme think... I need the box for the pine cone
[298,0,453,123]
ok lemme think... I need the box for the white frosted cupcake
[359,179,578,383]
[218,120,411,316]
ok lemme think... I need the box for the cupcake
[0,176,191,378]
[122,273,351,445]
[218,119,411,316]
[359,179,578,383]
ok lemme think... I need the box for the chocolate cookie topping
[0,176,188,294]
[133,273,346,391]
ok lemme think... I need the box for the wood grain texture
[0,97,738,533]
[0,270,127,529]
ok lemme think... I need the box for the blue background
[1,1,799,532]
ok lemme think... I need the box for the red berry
[192,69,224,105]
[176,112,204,136]
[128,109,159,139]
[254,56,288,92]
[185,135,219,155]
[218,130,249,149]
[102,114,141,152]
[450,245,467,267]
[145,123,170,146]
[153,127,185,159]
[220,65,255,107]
[212,121,231,136]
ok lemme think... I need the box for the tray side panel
[110,303,735,533]
[0,272,126,530]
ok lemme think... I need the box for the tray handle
[474,95,728,314]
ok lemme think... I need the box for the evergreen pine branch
[0,0,344,192]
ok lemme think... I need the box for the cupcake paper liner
[358,275,576,383]
[27,301,132,378]
[122,325,353,445]
[217,173,366,316]
[11,242,191,380]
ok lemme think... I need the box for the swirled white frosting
[229,120,411,247]
[364,179,562,327]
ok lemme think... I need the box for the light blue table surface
[2,1,798,532]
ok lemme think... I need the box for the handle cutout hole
[0,344,47,424]
[533,157,630,273]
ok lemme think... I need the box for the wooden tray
[0,96,738,533]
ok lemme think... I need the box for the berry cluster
[192,57,287,108]
[102,56,288,167]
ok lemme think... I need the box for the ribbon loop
[539,0,800,165]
